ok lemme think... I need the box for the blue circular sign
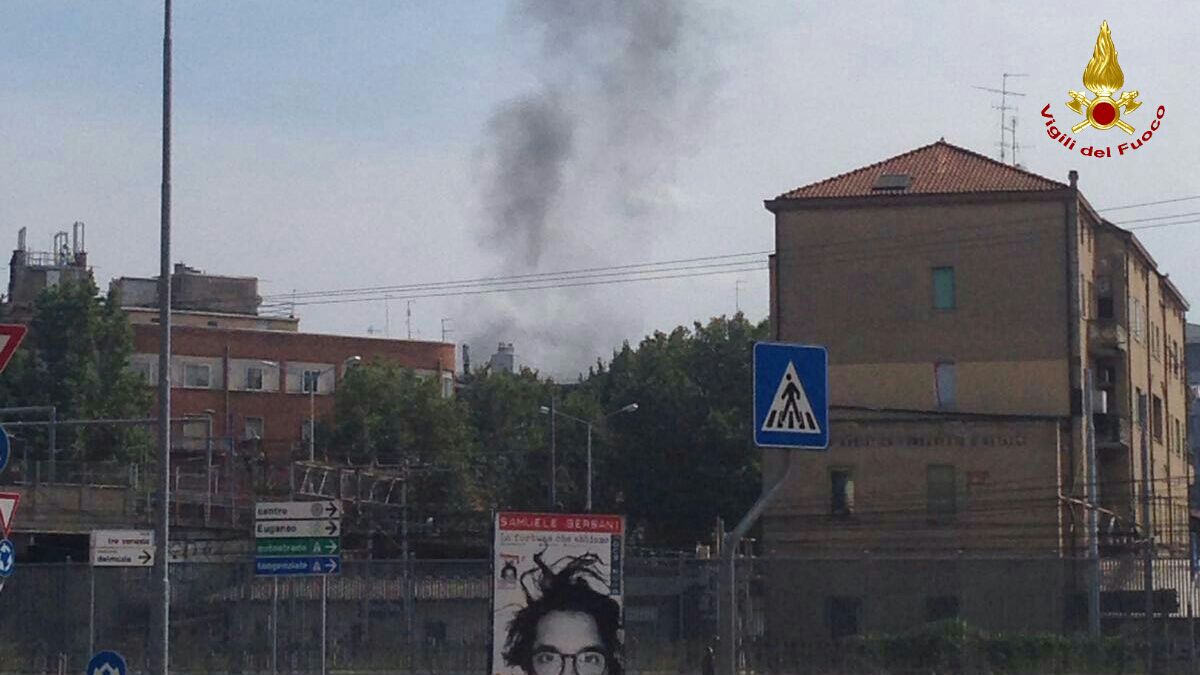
[0,425,8,473]
[87,650,127,675]
[0,538,14,578]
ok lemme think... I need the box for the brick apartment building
[760,140,1192,637]
[113,266,456,485]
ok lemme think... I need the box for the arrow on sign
[324,558,339,573]
[326,521,338,536]
[0,325,26,375]
[326,501,340,517]
[140,549,152,565]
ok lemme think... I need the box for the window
[826,597,862,640]
[935,362,956,410]
[926,596,960,622]
[1085,280,1094,319]
[246,366,264,391]
[184,363,211,388]
[1136,388,1146,426]
[927,465,957,516]
[830,468,855,516]
[932,267,955,310]
[1097,275,1114,319]
[1152,325,1160,360]
[1152,395,1163,441]
[244,417,264,441]
[1131,298,1144,342]
[302,370,321,394]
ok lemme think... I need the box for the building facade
[113,266,456,490]
[761,141,1191,636]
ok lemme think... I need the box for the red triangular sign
[0,325,27,374]
[0,492,19,538]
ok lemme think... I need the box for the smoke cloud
[466,0,717,378]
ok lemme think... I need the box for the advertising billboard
[492,512,625,675]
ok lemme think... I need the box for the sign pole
[321,574,328,675]
[272,577,278,675]
[89,565,96,656]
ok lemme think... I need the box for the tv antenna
[973,73,1028,164]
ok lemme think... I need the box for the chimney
[1068,170,1078,189]
[462,344,471,375]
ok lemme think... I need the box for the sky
[3,1,1199,378]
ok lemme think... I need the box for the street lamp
[259,356,361,461]
[539,402,638,512]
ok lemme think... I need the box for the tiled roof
[773,140,1067,201]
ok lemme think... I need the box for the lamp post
[259,356,361,462]
[539,403,638,512]
[201,408,215,524]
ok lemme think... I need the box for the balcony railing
[1088,318,1128,354]
[1094,413,1131,448]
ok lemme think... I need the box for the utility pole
[972,73,1027,164]
[1085,369,1100,637]
[153,0,174,672]
[441,318,453,343]
[549,396,557,509]
[406,300,413,340]
[1140,392,1154,673]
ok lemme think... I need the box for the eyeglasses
[530,648,608,675]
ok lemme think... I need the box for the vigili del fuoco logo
[1041,21,1165,158]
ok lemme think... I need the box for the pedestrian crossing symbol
[762,362,821,434]
[753,342,829,450]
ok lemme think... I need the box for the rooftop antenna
[441,318,454,343]
[973,73,1028,164]
[735,279,745,314]
[406,300,413,340]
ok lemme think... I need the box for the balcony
[1088,318,1128,355]
[1094,413,1131,450]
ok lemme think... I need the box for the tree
[325,361,481,513]
[457,366,559,510]
[0,278,152,463]
[584,313,769,549]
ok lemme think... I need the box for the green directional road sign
[256,537,341,557]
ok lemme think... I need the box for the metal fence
[1,556,1198,674]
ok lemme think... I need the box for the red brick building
[130,324,455,476]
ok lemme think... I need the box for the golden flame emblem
[1066,21,1142,134]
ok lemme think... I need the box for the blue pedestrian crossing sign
[87,650,127,675]
[753,342,829,450]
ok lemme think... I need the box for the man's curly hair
[502,549,623,675]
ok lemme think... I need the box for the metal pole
[1140,392,1154,673]
[586,423,593,513]
[1085,369,1100,637]
[154,0,173,671]
[204,413,213,525]
[719,453,793,675]
[89,565,95,656]
[310,379,316,462]
[550,397,557,509]
[321,574,328,675]
[272,577,279,675]
[48,406,56,482]
[402,473,412,643]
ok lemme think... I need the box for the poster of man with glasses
[492,512,625,675]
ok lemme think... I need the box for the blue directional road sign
[0,538,14,578]
[255,555,340,576]
[87,649,127,675]
[0,425,9,473]
[753,342,829,449]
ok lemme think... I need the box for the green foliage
[845,620,1138,674]
[325,361,481,512]
[455,366,557,510]
[0,279,151,462]
[584,313,770,547]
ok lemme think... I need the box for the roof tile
[774,140,1066,201]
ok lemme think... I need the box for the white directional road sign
[255,519,340,538]
[255,500,342,521]
[91,529,155,568]
[255,499,342,576]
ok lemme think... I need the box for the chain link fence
[1,555,1198,674]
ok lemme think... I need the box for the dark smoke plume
[468,0,715,377]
